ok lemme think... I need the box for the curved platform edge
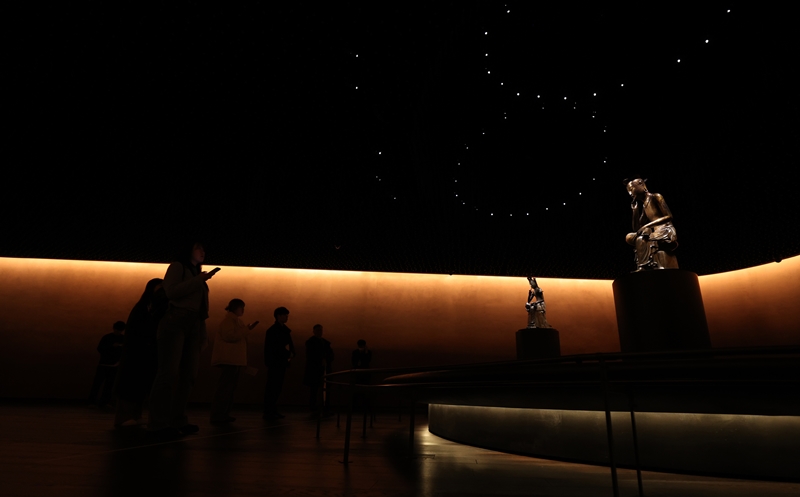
[428,404,800,481]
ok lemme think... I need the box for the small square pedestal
[515,328,561,360]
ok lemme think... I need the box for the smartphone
[209,267,222,275]
[251,320,260,327]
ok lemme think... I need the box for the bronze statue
[525,277,551,329]
[624,177,679,271]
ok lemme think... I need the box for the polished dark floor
[1,403,798,497]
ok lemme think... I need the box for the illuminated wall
[0,255,798,403]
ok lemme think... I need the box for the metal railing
[318,345,800,497]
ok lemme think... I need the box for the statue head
[528,277,544,301]
[625,177,648,199]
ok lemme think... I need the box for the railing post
[408,392,417,458]
[315,378,324,439]
[339,374,356,465]
[600,358,619,497]
[630,393,644,497]
[362,408,368,439]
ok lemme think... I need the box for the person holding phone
[210,298,259,424]
[147,242,218,438]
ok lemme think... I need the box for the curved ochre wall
[0,256,798,404]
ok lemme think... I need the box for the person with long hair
[147,242,218,438]
[210,298,259,424]
[114,278,167,428]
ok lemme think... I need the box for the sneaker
[210,416,236,425]
[179,424,200,435]
[148,427,183,440]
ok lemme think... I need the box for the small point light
[705,39,709,43]
[537,95,540,98]
[593,92,597,96]
[677,59,681,63]
[564,97,567,100]
[621,84,624,87]
[517,92,520,96]
[485,31,488,35]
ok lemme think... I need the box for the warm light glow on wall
[0,255,798,401]
[698,255,800,347]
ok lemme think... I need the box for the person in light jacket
[210,298,259,423]
[147,242,217,438]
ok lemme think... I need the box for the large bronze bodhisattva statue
[625,177,679,271]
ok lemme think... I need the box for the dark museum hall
[2,2,799,496]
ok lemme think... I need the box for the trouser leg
[264,364,286,413]
[98,366,118,405]
[171,318,206,428]
[211,365,241,420]
[88,365,105,403]
[309,385,318,411]
[148,311,187,431]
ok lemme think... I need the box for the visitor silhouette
[147,242,218,438]
[263,307,294,419]
[88,321,125,408]
[114,278,167,428]
[303,324,333,414]
[210,298,259,424]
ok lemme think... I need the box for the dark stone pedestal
[516,328,561,360]
[613,269,711,353]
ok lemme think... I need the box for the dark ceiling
[4,2,799,278]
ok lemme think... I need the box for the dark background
[4,2,799,278]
